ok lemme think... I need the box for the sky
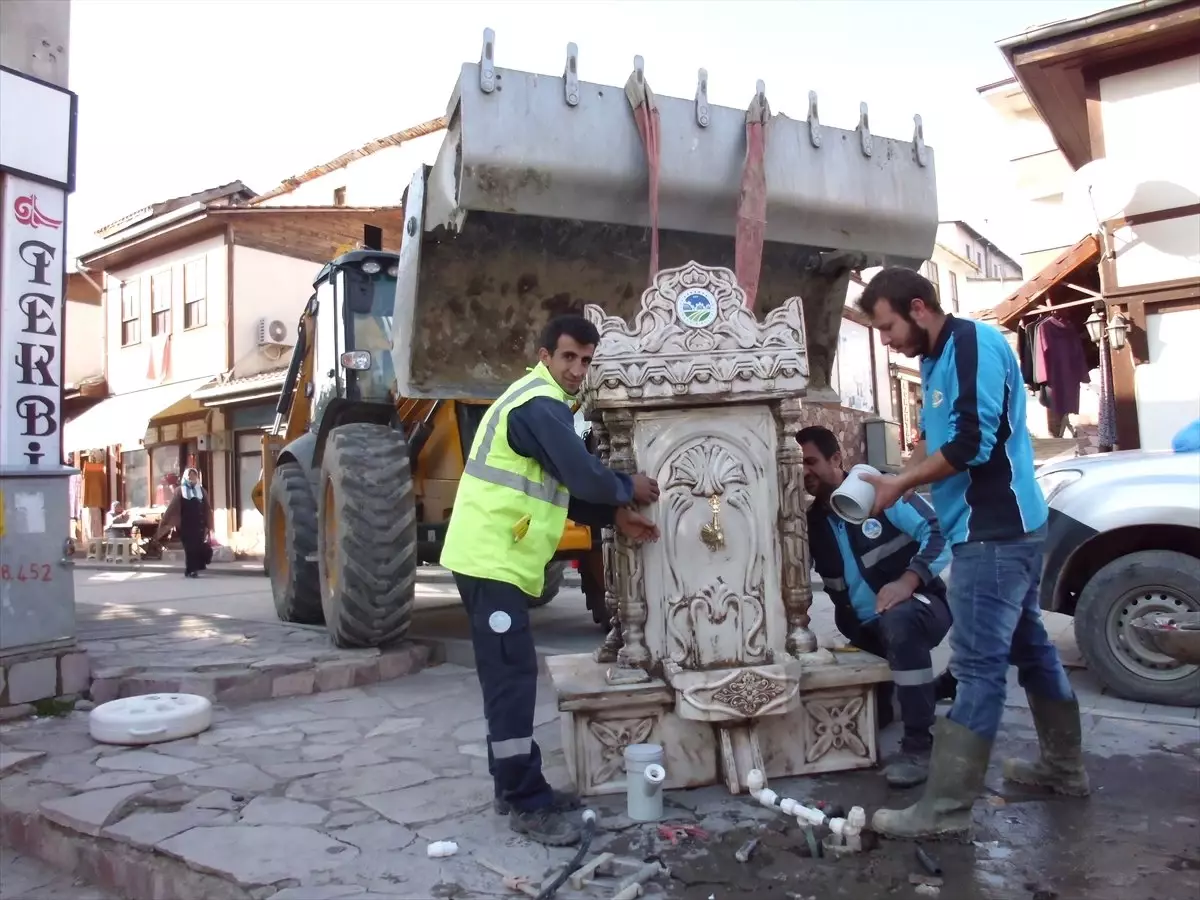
[65,0,1117,262]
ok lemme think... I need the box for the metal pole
[0,0,85,712]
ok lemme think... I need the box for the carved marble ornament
[582,261,810,410]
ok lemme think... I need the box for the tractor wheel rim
[1106,584,1200,683]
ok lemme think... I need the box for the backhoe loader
[254,30,938,650]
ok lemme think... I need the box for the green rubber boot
[1003,694,1090,797]
[871,717,992,841]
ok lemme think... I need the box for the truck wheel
[317,424,418,648]
[267,462,323,625]
[528,561,568,609]
[1074,550,1200,707]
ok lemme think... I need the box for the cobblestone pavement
[0,847,114,900]
[2,660,1198,900]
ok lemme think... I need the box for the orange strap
[736,89,770,311]
[627,67,661,285]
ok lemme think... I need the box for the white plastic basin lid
[91,693,211,726]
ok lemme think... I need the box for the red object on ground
[657,824,710,845]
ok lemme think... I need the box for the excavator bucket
[391,30,937,401]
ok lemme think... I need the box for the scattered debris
[735,837,760,862]
[427,840,459,858]
[657,823,709,845]
[611,860,669,900]
[915,844,943,876]
[568,852,615,890]
[910,874,945,888]
[914,883,941,897]
[477,858,539,898]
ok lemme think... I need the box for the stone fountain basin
[1130,612,1200,666]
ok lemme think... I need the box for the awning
[990,233,1101,330]
[63,376,216,452]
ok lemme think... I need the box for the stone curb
[86,640,444,709]
[0,805,255,900]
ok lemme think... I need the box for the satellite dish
[1063,157,1137,230]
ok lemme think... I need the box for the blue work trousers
[455,573,554,812]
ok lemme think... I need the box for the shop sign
[0,175,66,468]
[181,419,207,439]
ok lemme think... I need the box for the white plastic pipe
[828,807,867,851]
[643,763,666,795]
[746,769,827,828]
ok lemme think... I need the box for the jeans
[946,525,1074,741]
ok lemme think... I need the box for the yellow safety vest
[440,363,573,597]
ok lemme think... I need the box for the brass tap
[699,494,725,551]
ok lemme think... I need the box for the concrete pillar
[0,0,85,715]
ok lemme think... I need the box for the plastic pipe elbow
[642,763,666,796]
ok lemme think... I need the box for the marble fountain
[547,261,892,797]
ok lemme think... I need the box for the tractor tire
[267,462,323,625]
[317,423,418,649]
[528,561,568,608]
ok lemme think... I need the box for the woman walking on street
[160,467,214,578]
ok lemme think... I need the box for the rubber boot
[508,807,582,846]
[871,717,992,841]
[1003,694,1090,797]
[883,744,931,788]
[494,788,581,816]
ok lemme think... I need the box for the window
[833,319,876,413]
[949,271,960,313]
[235,432,264,528]
[150,270,172,337]
[120,280,141,346]
[922,260,941,301]
[121,449,149,508]
[184,260,207,330]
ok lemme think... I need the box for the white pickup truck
[1036,449,1200,707]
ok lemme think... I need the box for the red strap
[736,118,768,311]
[632,103,662,284]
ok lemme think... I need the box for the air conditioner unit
[198,432,232,452]
[256,317,294,348]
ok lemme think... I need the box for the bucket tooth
[858,101,872,157]
[913,114,928,167]
[479,27,496,93]
[564,42,580,107]
[807,91,821,148]
[695,68,710,128]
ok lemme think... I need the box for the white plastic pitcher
[829,464,881,525]
[624,743,666,822]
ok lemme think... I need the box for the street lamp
[1107,309,1129,351]
[1084,309,1105,344]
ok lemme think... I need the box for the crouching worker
[799,426,956,787]
[440,314,661,847]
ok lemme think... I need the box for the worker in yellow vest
[440,314,661,847]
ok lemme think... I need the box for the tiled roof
[250,117,448,205]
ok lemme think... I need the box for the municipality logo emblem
[676,288,718,329]
[861,518,883,540]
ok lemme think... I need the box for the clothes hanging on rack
[1038,313,1090,420]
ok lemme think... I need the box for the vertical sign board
[0,175,66,469]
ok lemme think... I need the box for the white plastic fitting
[827,807,867,852]
[643,763,666,795]
[426,840,459,858]
[745,769,827,828]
